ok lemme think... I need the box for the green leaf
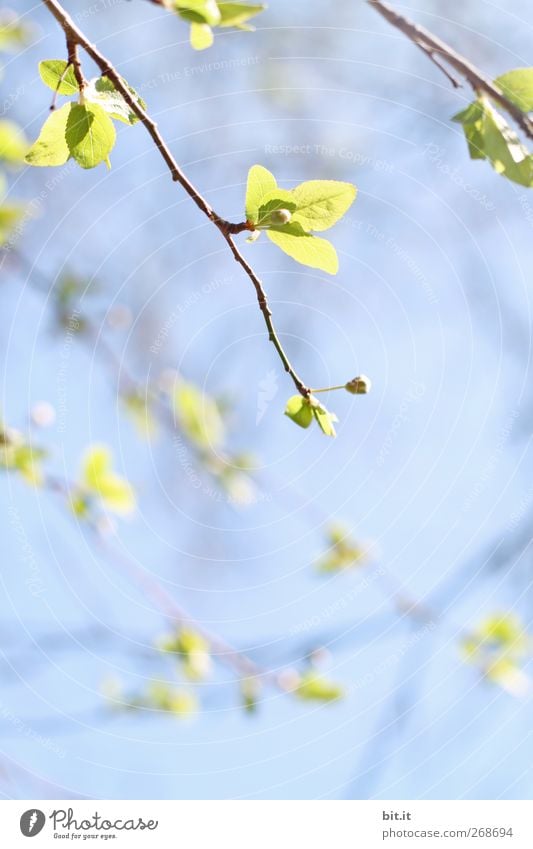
[218,2,266,28]
[311,400,338,437]
[175,0,221,25]
[284,395,313,429]
[316,524,368,573]
[159,628,212,680]
[0,120,28,164]
[39,59,79,96]
[267,222,339,274]
[25,103,71,167]
[245,164,277,224]
[290,179,357,232]
[190,21,214,49]
[453,97,533,186]
[494,68,533,113]
[85,76,146,125]
[65,102,116,169]
[296,672,343,702]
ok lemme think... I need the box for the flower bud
[345,374,372,395]
[269,208,292,226]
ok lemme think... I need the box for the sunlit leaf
[245,164,277,224]
[290,179,357,232]
[267,223,339,274]
[65,102,116,169]
[25,103,71,167]
[0,120,28,164]
[494,68,533,113]
[296,671,343,702]
[39,59,79,96]
[284,395,313,429]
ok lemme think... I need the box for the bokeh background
[1,0,533,799]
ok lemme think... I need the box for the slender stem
[39,0,310,396]
[369,0,533,141]
[310,384,346,394]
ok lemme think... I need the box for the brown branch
[369,0,533,141]
[39,0,310,397]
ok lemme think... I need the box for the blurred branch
[369,0,533,141]
[39,0,311,398]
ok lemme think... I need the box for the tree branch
[39,0,311,397]
[368,0,533,141]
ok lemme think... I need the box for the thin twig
[368,0,533,141]
[39,0,310,396]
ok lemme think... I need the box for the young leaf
[290,179,357,232]
[267,222,339,274]
[65,102,116,169]
[82,444,136,515]
[453,98,533,186]
[25,103,71,167]
[85,76,146,125]
[174,0,221,25]
[284,395,313,428]
[190,21,214,49]
[245,164,277,224]
[494,68,533,113]
[0,205,23,246]
[39,59,79,96]
[296,672,343,702]
[312,401,338,437]
[218,2,266,29]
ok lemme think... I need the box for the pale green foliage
[316,524,368,573]
[27,66,145,170]
[296,671,343,702]
[173,1,266,50]
[494,68,533,113]
[244,165,356,274]
[0,203,23,246]
[462,613,532,695]
[39,59,79,96]
[0,120,28,164]
[0,425,46,485]
[158,627,212,680]
[84,76,146,125]
[65,103,116,170]
[25,103,71,167]
[241,676,260,713]
[284,394,338,437]
[72,443,136,516]
[453,95,533,187]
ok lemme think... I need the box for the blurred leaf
[82,443,136,515]
[0,426,46,486]
[159,628,212,680]
[494,68,533,112]
[123,392,158,439]
[173,380,225,449]
[316,524,368,573]
[0,120,28,164]
[296,671,343,702]
[0,11,32,52]
[241,676,260,712]
[38,59,79,96]
[25,103,71,167]
[144,682,198,717]
[190,22,214,49]
[0,204,23,246]
[218,3,266,29]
